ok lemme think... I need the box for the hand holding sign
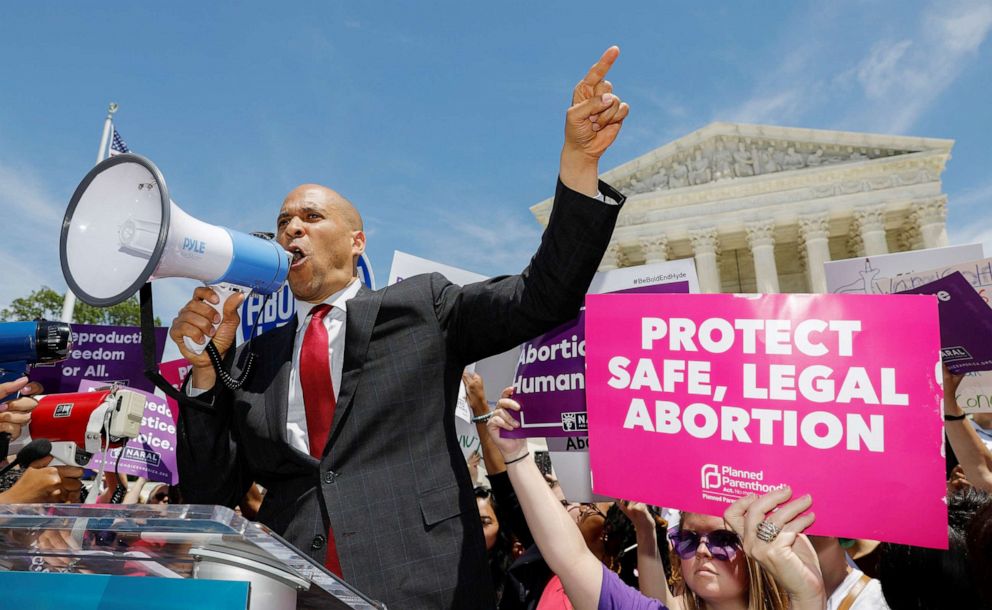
[486,388,529,463]
[724,489,824,609]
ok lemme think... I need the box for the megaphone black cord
[206,342,254,390]
[205,289,270,391]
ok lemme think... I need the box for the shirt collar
[295,278,361,327]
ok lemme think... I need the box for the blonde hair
[669,517,788,610]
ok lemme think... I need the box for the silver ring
[756,520,781,542]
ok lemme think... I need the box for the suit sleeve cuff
[556,177,626,207]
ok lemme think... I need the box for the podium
[0,504,386,609]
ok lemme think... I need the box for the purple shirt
[598,565,667,610]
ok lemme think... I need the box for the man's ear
[352,230,366,256]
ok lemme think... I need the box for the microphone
[0,439,52,477]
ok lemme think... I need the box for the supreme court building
[530,123,953,294]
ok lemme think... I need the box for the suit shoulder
[381,272,451,297]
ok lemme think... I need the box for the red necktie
[299,303,342,576]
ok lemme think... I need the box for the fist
[169,286,245,368]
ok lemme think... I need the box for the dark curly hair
[878,487,992,610]
[475,486,517,603]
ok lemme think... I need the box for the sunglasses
[668,527,741,561]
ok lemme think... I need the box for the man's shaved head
[283,183,363,231]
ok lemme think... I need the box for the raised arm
[619,501,682,608]
[435,47,629,365]
[487,392,604,610]
[464,372,508,475]
[944,367,992,492]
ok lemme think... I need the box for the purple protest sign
[77,379,178,484]
[508,271,693,438]
[898,271,992,374]
[29,324,168,394]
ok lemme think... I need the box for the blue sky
[1,1,991,321]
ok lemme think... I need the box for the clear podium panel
[0,504,385,610]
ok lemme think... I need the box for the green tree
[0,286,161,326]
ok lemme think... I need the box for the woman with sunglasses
[626,504,788,610]
[486,391,825,610]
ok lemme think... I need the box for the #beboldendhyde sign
[29,324,167,394]
[585,293,946,548]
[507,259,698,438]
[78,379,178,484]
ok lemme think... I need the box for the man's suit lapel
[323,284,383,457]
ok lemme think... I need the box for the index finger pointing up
[582,46,620,87]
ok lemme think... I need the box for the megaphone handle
[182,283,245,355]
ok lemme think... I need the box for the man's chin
[287,276,314,301]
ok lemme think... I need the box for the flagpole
[61,102,118,323]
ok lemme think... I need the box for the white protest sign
[455,381,481,458]
[824,244,983,294]
[546,436,612,503]
[389,251,487,286]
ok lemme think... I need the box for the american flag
[109,128,130,156]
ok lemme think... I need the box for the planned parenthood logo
[699,463,786,504]
[701,464,721,489]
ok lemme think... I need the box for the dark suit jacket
[177,179,623,609]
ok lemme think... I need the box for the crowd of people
[1,365,991,609]
[458,371,992,610]
[1,45,992,609]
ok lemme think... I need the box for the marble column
[852,206,889,256]
[798,213,832,293]
[745,221,780,294]
[598,242,626,271]
[909,197,948,249]
[641,236,669,264]
[689,228,721,293]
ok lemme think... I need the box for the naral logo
[124,447,161,466]
[53,403,73,418]
[561,412,588,431]
[942,346,971,361]
[701,464,721,489]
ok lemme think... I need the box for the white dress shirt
[187,278,361,455]
[286,278,362,454]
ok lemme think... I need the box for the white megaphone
[60,153,292,354]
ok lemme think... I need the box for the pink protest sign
[586,293,947,549]
[158,358,191,426]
